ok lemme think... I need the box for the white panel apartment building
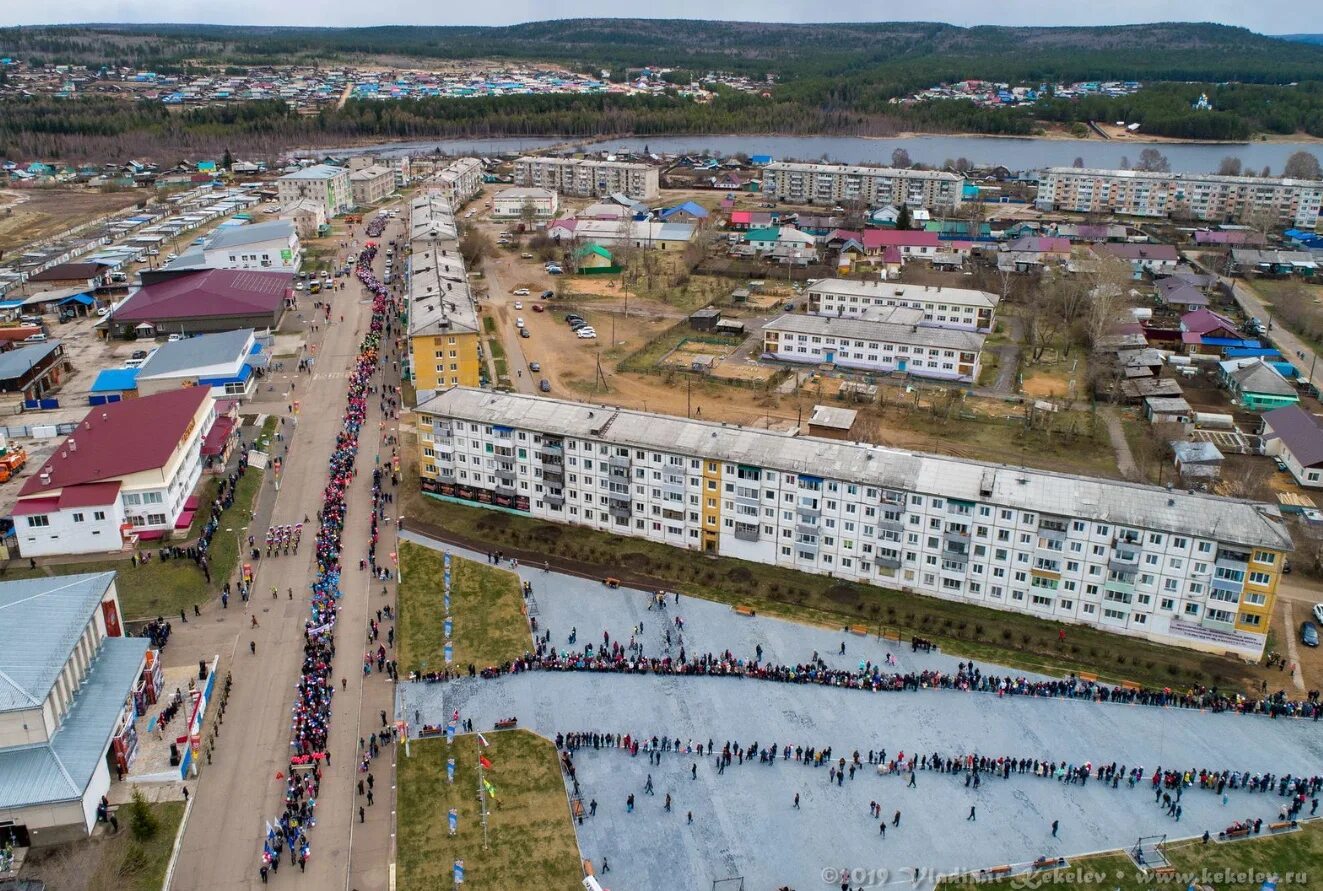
[415,388,1290,657]
[1037,167,1323,228]
[433,158,484,208]
[276,164,352,218]
[761,161,964,212]
[762,310,985,382]
[514,156,660,200]
[806,279,1000,332]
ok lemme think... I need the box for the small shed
[807,405,858,439]
[1145,396,1192,425]
[689,307,722,332]
[715,319,746,336]
[1172,440,1224,480]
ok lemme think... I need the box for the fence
[0,421,79,440]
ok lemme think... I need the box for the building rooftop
[764,312,985,352]
[408,192,478,339]
[763,160,961,182]
[0,636,148,808]
[203,219,295,252]
[0,572,117,712]
[27,262,106,282]
[1264,405,1323,467]
[495,186,556,201]
[113,269,290,323]
[807,278,999,309]
[807,405,858,430]
[1229,360,1295,397]
[17,387,210,498]
[90,367,141,392]
[0,339,61,383]
[1046,167,1323,188]
[280,163,346,181]
[418,388,1293,552]
[134,329,253,380]
[518,155,651,171]
[1100,243,1180,262]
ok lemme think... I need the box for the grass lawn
[969,821,1322,891]
[400,466,1261,693]
[88,801,185,891]
[398,540,530,672]
[0,469,263,619]
[397,732,582,891]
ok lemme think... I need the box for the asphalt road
[167,208,405,891]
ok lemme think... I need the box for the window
[72,512,85,523]
[27,515,50,528]
[94,511,106,521]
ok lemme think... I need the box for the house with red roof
[108,269,290,338]
[12,388,215,556]
[859,229,944,259]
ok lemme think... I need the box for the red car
[532,304,545,313]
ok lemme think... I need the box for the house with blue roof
[658,201,710,224]
[0,573,152,846]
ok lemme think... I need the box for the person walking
[793,793,800,809]
[967,805,976,822]
[893,810,901,827]
[359,806,365,823]
[1051,820,1059,837]
[259,864,269,884]
[908,771,916,788]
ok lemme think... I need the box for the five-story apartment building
[415,388,1290,658]
[513,157,660,200]
[761,161,964,212]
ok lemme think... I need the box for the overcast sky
[1,1,1320,32]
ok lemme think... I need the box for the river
[311,133,1322,175]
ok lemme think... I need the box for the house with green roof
[574,242,619,274]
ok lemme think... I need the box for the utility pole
[686,377,692,418]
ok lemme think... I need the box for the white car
[515,317,525,328]
[512,288,530,296]
[295,281,305,290]
[576,327,597,339]
[1314,603,1323,625]
[513,301,523,310]
[168,333,185,342]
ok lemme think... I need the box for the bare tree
[1072,156,1085,168]
[1119,155,1130,170]
[1283,150,1323,180]
[891,148,912,169]
[1021,285,1065,364]
[1136,148,1171,172]
[1217,156,1243,176]
[954,157,972,173]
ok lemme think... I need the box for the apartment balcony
[436,467,456,482]
[733,489,761,506]
[795,523,819,537]
[943,528,971,547]
[1036,537,1065,553]
[877,554,903,570]
[1108,553,1140,572]
[433,423,453,438]
[493,446,514,458]
[733,523,760,543]
[877,516,905,534]
[544,493,565,506]
[495,467,517,483]
[795,536,819,551]
[1104,578,1136,596]
[608,465,629,479]
[494,484,517,497]
[538,447,563,463]
[608,504,632,520]
[608,454,631,469]
[1215,550,1250,572]
[1200,612,1237,634]
[797,504,821,519]
[1037,522,1068,542]
[541,466,564,483]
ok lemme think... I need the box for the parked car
[23,333,47,343]
[295,281,306,291]
[513,301,523,310]
[520,328,531,338]
[131,350,148,360]
[1314,603,1323,625]
[1302,621,1319,648]
[529,361,541,372]
[576,327,597,339]
[569,320,587,331]
[168,333,185,342]
[513,288,530,296]
[540,290,555,300]
[515,317,525,328]
[565,314,585,325]
[539,378,551,392]
[546,265,563,275]
[532,304,545,313]
[521,253,534,259]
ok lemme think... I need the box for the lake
[310,133,1323,175]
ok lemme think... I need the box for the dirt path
[1100,407,1141,481]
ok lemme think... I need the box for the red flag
[479,755,493,770]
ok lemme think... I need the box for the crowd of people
[469,641,1323,720]
[260,241,396,878]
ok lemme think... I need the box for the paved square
[398,533,1323,891]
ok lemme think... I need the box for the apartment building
[762,310,984,382]
[349,164,397,207]
[1037,168,1323,228]
[805,279,1000,332]
[761,161,964,212]
[407,191,482,399]
[514,156,660,200]
[276,164,352,218]
[433,157,483,208]
[415,388,1290,657]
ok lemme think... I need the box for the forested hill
[5,20,1323,85]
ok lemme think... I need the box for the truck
[0,448,28,483]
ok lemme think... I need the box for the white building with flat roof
[415,388,1290,658]
[349,164,397,207]
[805,279,1000,332]
[433,157,483,208]
[761,161,964,211]
[165,219,301,272]
[491,187,559,220]
[762,310,985,382]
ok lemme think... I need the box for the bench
[1121,680,1142,691]
[1076,671,1098,683]
[1269,821,1297,833]
[1219,827,1252,841]
[571,799,585,818]
[849,625,869,636]
[494,719,518,730]
[984,865,1013,878]
[882,629,901,641]
[602,577,621,589]
[583,860,595,877]
[733,605,756,617]
[1151,867,1177,878]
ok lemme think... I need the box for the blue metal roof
[0,636,147,809]
[91,368,141,392]
[59,293,95,306]
[0,572,118,712]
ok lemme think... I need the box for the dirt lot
[0,187,147,254]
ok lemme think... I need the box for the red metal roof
[861,230,941,250]
[56,481,123,509]
[113,269,290,323]
[201,415,236,457]
[18,388,210,498]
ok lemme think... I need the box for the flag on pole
[476,733,490,748]
[446,757,455,783]
[479,755,493,770]
[483,779,497,800]
[448,808,458,835]
[453,860,464,884]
